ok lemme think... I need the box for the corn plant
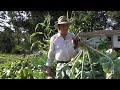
[30,13,55,54]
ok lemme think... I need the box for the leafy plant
[97,39,111,50]
[56,39,120,79]
[0,53,49,79]
[30,13,55,54]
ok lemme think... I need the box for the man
[46,16,83,79]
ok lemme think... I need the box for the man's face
[58,23,69,34]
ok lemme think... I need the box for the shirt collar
[57,32,70,38]
[57,33,61,37]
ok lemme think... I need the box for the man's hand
[46,66,53,79]
[72,37,85,49]
[47,76,53,79]
[72,38,79,49]
[79,38,85,47]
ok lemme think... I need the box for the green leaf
[39,23,46,28]
[36,32,43,35]
[66,11,69,21]
[70,74,76,79]
[30,42,39,51]
[30,32,43,37]
[38,72,47,79]
[32,60,39,67]
[114,59,120,66]
[30,33,36,37]
[35,23,45,32]
[20,69,24,78]
[6,70,11,77]
[102,62,111,73]
[75,67,80,74]
[85,71,93,79]
[33,71,39,79]
[43,33,48,39]
[15,71,21,79]
[106,73,113,79]
[61,71,65,78]
[37,41,44,45]
[23,67,28,78]
[28,68,33,76]
[99,57,107,64]
[106,49,117,59]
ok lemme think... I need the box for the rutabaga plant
[100,49,120,79]
[56,38,120,79]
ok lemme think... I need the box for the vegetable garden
[1,11,120,79]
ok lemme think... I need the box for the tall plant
[30,12,55,54]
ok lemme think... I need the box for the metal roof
[79,30,120,37]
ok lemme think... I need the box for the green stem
[57,50,82,77]
[71,50,83,74]
[81,49,85,79]
[85,44,114,74]
[87,50,96,79]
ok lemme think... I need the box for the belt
[56,61,70,64]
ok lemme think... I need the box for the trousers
[55,62,72,79]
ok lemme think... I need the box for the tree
[1,11,116,54]
[106,11,120,30]
[0,26,15,53]
[69,11,108,33]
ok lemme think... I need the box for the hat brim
[54,22,71,29]
[58,22,71,25]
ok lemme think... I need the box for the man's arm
[46,37,55,78]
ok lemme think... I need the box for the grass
[0,54,21,65]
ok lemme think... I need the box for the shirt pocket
[55,43,62,50]
[56,45,60,49]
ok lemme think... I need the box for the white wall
[84,35,107,48]
[112,34,120,48]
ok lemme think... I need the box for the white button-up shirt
[46,32,78,66]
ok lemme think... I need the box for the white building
[78,30,120,50]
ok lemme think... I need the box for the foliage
[1,11,120,79]
[69,11,108,33]
[97,39,111,50]
[11,45,23,54]
[29,11,120,79]
[0,53,47,79]
[30,13,55,53]
[1,11,120,54]
[106,11,120,30]
[0,52,57,79]
[0,54,20,65]
[0,27,15,53]
[56,43,120,79]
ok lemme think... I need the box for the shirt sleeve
[77,47,80,53]
[71,32,75,38]
[46,37,55,67]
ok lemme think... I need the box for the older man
[46,16,81,79]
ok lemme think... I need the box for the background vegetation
[0,11,120,79]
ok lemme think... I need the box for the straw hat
[54,16,71,29]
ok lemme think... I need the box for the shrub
[11,45,23,54]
